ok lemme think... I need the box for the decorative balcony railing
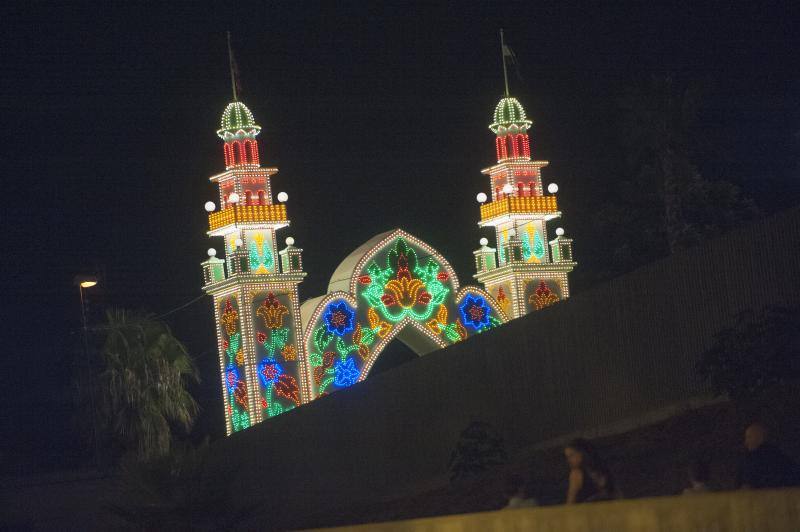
[208,204,288,231]
[480,195,558,221]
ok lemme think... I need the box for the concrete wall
[308,489,800,532]
[213,208,800,518]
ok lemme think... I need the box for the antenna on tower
[227,31,238,101]
[500,29,510,97]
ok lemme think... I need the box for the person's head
[564,438,598,470]
[688,458,710,485]
[744,422,768,451]
[589,464,615,494]
[504,473,525,497]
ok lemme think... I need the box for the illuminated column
[474,96,576,318]
[201,101,308,435]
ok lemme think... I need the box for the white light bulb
[228,192,240,204]
[285,236,295,246]
[207,248,216,257]
[476,192,488,203]
[556,227,565,236]
[204,201,216,212]
[479,237,489,246]
[277,191,289,203]
[502,183,513,194]
[234,238,243,247]
[548,183,559,194]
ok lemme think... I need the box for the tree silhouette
[448,421,507,483]
[593,75,759,279]
[698,304,800,404]
[97,309,199,461]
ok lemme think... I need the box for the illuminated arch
[300,229,509,401]
[223,143,233,167]
[234,141,245,165]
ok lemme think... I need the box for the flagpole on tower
[500,28,510,97]
[227,31,238,101]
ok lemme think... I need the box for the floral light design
[530,280,559,310]
[334,357,360,387]
[257,292,289,329]
[221,299,239,334]
[459,295,492,330]
[324,301,356,337]
[258,359,284,387]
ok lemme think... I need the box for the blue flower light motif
[225,365,240,393]
[459,294,492,331]
[258,358,284,387]
[333,357,360,387]
[323,301,356,337]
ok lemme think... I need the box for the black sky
[2,1,797,463]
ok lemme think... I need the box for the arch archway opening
[368,338,418,377]
[300,229,508,402]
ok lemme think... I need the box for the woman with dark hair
[564,438,617,503]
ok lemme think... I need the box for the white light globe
[277,191,289,203]
[502,183,513,194]
[548,183,559,194]
[285,236,295,246]
[476,192,488,203]
[479,237,489,246]
[207,248,216,257]
[204,201,216,212]
[556,227,565,236]
[228,192,240,204]
[234,238,243,247]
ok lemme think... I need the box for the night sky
[2,2,797,467]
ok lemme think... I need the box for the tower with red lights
[473,92,576,318]
[200,99,307,435]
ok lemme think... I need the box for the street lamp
[74,275,99,467]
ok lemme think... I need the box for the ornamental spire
[500,29,510,98]
[227,31,239,102]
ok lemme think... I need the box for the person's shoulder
[759,443,793,461]
[569,468,584,481]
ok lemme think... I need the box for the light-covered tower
[201,99,307,435]
[473,95,576,318]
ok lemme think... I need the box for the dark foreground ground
[293,399,800,529]
[4,399,797,530]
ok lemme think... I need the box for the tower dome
[217,101,261,139]
[490,97,532,134]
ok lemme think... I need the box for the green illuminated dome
[490,97,532,134]
[217,101,261,138]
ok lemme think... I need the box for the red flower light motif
[257,332,267,343]
[468,306,485,321]
[261,398,268,409]
[381,294,397,307]
[323,351,336,368]
[330,311,347,328]
[222,339,229,349]
[437,271,449,282]
[262,364,279,381]
[417,291,432,305]
[358,275,372,284]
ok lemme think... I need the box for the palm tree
[98,308,199,461]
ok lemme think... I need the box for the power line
[81,243,491,334]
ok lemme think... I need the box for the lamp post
[74,275,99,468]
